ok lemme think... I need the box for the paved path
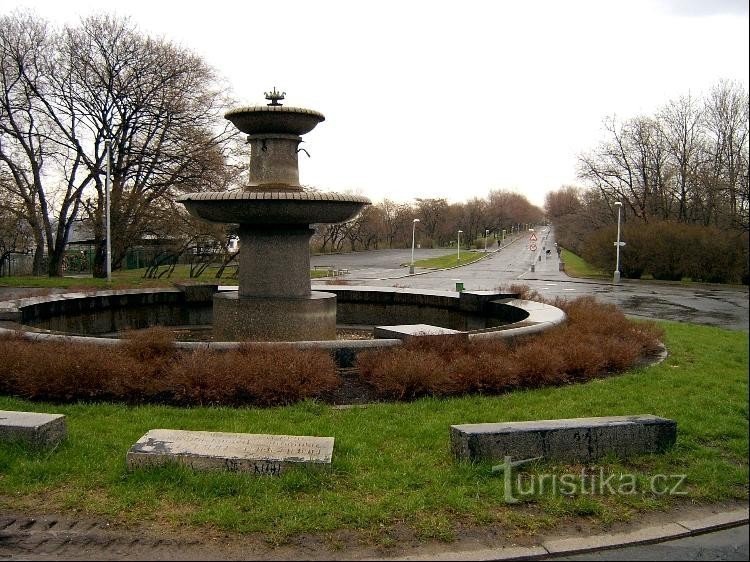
[546,524,749,561]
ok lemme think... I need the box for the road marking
[563,288,576,291]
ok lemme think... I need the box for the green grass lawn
[560,248,609,279]
[0,321,747,542]
[409,251,486,270]
[0,265,331,289]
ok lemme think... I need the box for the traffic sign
[529,233,538,241]
[530,243,537,251]
[614,241,627,246]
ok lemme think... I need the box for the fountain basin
[177,191,371,225]
[224,106,325,136]
[0,286,567,366]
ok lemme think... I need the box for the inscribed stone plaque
[0,410,67,448]
[126,429,334,475]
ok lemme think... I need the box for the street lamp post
[410,218,420,274]
[614,201,623,283]
[457,230,463,262]
[105,139,112,283]
[484,229,489,252]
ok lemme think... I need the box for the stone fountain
[177,89,370,341]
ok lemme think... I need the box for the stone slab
[126,429,334,475]
[373,324,468,341]
[0,410,67,448]
[451,415,676,462]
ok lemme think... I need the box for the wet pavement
[312,228,749,331]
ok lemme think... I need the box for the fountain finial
[264,87,286,106]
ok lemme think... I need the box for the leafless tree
[0,13,59,274]
[0,12,238,277]
[701,80,749,231]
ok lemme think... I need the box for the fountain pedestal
[213,292,336,341]
[214,224,337,341]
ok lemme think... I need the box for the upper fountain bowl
[225,106,325,136]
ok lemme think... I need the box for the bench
[0,410,67,448]
[451,415,676,463]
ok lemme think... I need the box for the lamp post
[457,230,463,262]
[614,201,623,283]
[410,218,420,274]
[484,229,489,252]
[105,139,112,283]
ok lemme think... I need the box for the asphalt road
[312,227,749,331]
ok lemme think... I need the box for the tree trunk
[92,241,106,278]
[47,247,65,277]
[31,240,45,276]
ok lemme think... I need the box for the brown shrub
[121,326,178,361]
[0,337,339,407]
[497,283,546,302]
[447,350,520,394]
[0,338,129,401]
[0,296,663,405]
[233,344,340,406]
[542,330,607,381]
[356,347,452,400]
[355,295,663,400]
[511,338,568,387]
[168,348,238,406]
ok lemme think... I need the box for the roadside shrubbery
[581,220,749,283]
[0,296,663,406]
[356,296,663,400]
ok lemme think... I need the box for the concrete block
[174,283,218,303]
[374,324,468,342]
[0,410,67,448]
[127,429,334,475]
[451,415,676,462]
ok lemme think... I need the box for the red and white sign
[529,233,538,242]
[530,243,537,251]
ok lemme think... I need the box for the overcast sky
[3,0,749,207]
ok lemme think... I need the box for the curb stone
[369,508,749,561]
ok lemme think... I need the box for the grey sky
[2,0,749,207]
[657,0,749,16]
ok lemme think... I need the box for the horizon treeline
[548,80,749,283]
